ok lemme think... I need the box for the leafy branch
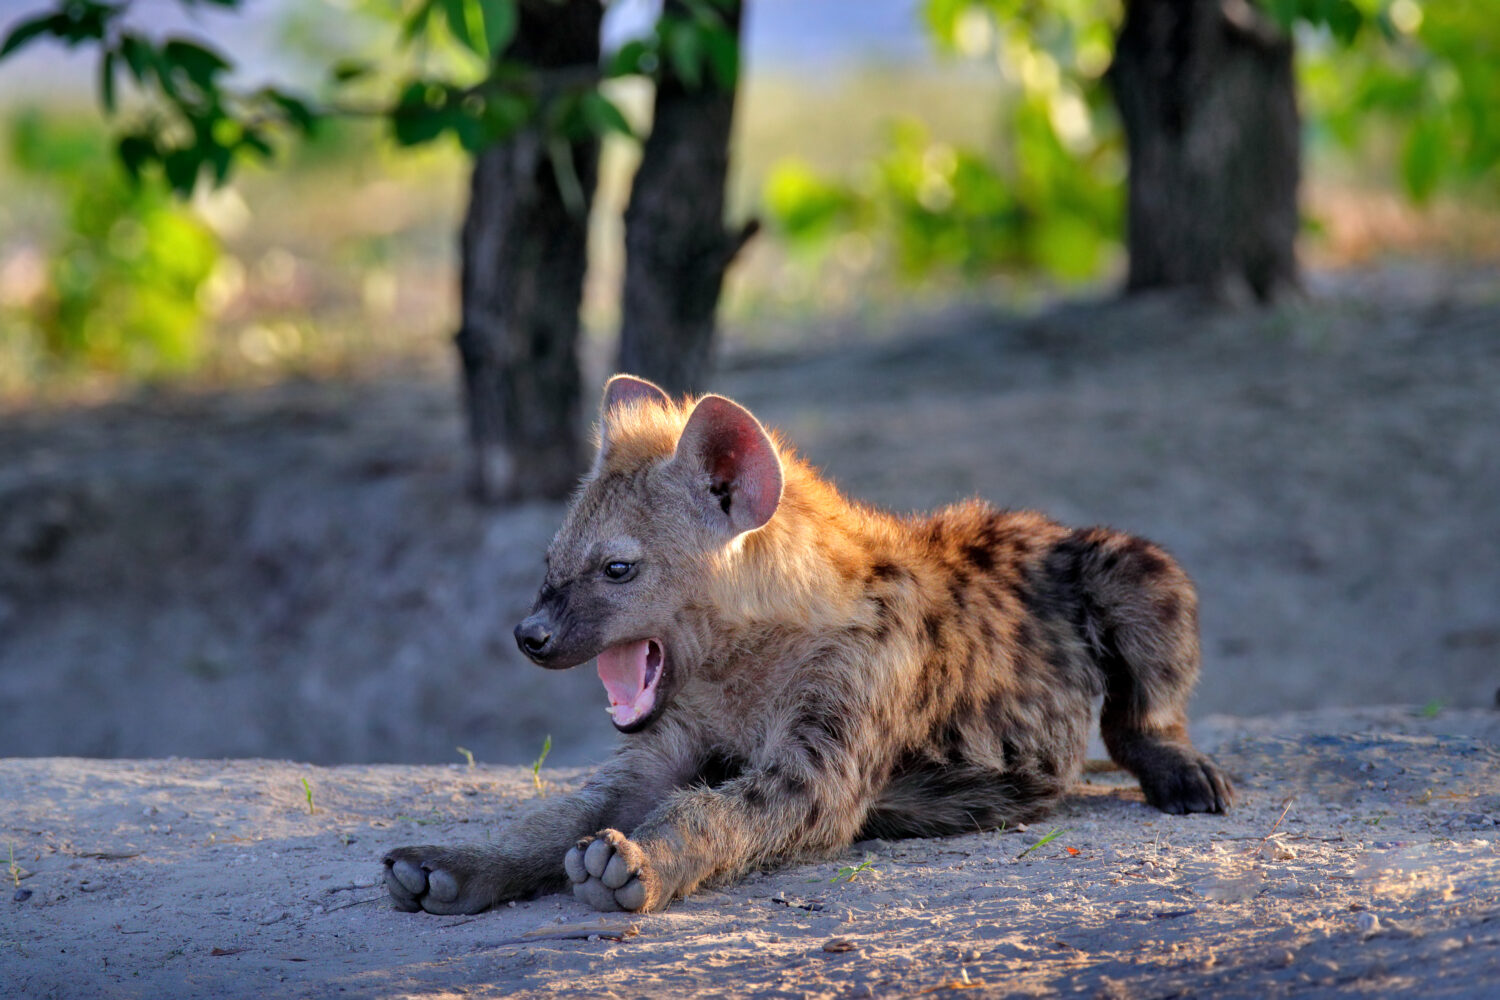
[0,0,742,198]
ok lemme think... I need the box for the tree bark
[616,0,755,396]
[1108,0,1301,302]
[455,1,602,503]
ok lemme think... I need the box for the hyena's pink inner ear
[673,395,783,534]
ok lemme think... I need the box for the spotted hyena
[383,375,1232,914]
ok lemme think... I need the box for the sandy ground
[3,706,1498,998]
[1,263,1498,769]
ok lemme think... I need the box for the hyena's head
[514,374,783,733]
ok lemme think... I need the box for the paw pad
[565,829,651,912]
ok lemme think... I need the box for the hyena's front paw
[382,845,504,915]
[1137,745,1235,816]
[564,829,662,913]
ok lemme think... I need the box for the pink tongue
[597,640,658,726]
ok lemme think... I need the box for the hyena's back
[855,502,1220,839]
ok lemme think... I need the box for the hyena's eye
[602,560,637,583]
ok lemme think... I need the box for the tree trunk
[455,1,602,503]
[1108,0,1301,302]
[616,0,755,396]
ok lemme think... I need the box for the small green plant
[7,844,20,889]
[301,777,316,815]
[456,746,476,769]
[1016,827,1065,859]
[531,735,552,797]
[832,854,878,884]
[1420,700,1443,718]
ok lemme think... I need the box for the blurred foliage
[0,0,738,384]
[767,113,1117,281]
[3,109,219,377]
[767,0,1123,284]
[1,0,316,196]
[1291,0,1500,202]
[765,0,1499,284]
[0,0,739,197]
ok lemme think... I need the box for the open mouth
[596,638,666,732]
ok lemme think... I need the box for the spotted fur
[383,376,1232,915]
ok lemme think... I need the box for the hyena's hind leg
[1059,529,1234,814]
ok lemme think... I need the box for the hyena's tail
[1049,528,1234,814]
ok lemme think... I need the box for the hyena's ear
[601,374,669,416]
[671,395,783,535]
[595,375,670,468]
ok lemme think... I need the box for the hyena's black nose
[514,617,554,660]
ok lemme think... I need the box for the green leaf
[1324,0,1364,45]
[205,140,234,184]
[162,147,202,196]
[547,136,586,215]
[700,24,738,90]
[442,0,484,56]
[161,38,231,91]
[578,91,634,138]
[483,90,532,137]
[329,59,373,83]
[117,133,157,182]
[100,47,117,114]
[665,20,704,89]
[119,34,153,85]
[401,0,438,45]
[1262,0,1301,31]
[391,81,454,146]
[479,0,517,55]
[606,38,654,79]
[263,88,317,134]
[451,106,490,152]
[239,127,273,159]
[0,13,56,60]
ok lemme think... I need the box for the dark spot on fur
[869,593,894,640]
[798,801,824,836]
[798,736,828,768]
[871,560,906,582]
[798,708,848,748]
[1002,738,1021,766]
[1156,594,1181,627]
[1015,618,1038,651]
[1119,536,1171,579]
[964,543,995,572]
[948,580,967,611]
[912,680,934,716]
[935,720,967,765]
[742,782,767,807]
[767,762,809,796]
[923,611,944,647]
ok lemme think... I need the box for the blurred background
[0,0,1496,767]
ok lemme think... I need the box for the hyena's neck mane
[711,448,893,634]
